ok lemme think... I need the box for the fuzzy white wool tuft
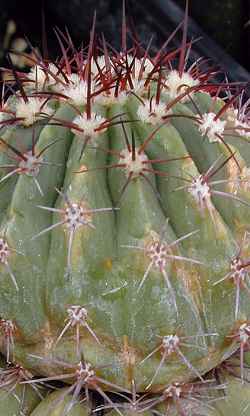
[198,112,226,143]
[166,70,199,102]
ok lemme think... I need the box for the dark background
[175,0,250,70]
[0,0,249,74]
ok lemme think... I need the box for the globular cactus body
[0,3,250,415]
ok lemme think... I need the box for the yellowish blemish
[78,164,88,173]
[178,265,204,312]
[120,335,137,385]
[226,151,244,195]
[40,321,55,353]
[103,257,113,271]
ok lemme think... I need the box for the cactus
[0,1,250,414]
[30,389,89,416]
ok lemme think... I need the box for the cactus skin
[0,385,40,416]
[30,389,89,416]
[0,2,250,415]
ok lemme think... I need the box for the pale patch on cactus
[198,113,226,143]
[137,99,170,125]
[165,70,199,102]
[119,147,149,178]
[95,89,128,107]
[15,97,53,126]
[61,74,88,107]
[71,112,107,139]
[225,103,250,138]
[27,63,60,89]
[188,175,212,208]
